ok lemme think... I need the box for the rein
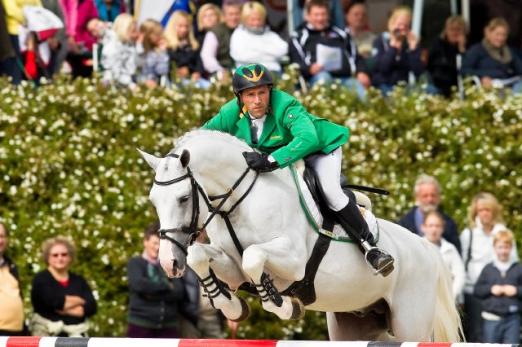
[155,153,258,257]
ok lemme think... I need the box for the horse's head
[138,148,208,278]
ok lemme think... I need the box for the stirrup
[361,241,394,277]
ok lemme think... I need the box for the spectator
[30,236,96,337]
[460,192,518,342]
[427,15,467,97]
[138,19,169,88]
[230,1,287,74]
[165,10,210,88]
[422,210,465,302]
[127,222,185,338]
[101,13,139,88]
[370,6,424,95]
[41,0,69,76]
[2,0,43,84]
[474,230,522,344]
[200,0,241,79]
[95,0,126,22]
[291,0,344,31]
[0,223,25,336]
[398,174,461,253]
[195,3,222,46]
[0,0,16,81]
[60,0,99,78]
[462,17,522,94]
[289,0,369,98]
[344,1,375,59]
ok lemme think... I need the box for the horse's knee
[187,244,210,274]
[242,245,267,280]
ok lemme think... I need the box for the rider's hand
[242,152,278,172]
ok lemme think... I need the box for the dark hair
[345,0,366,15]
[144,221,160,240]
[305,0,328,13]
[0,222,8,237]
[222,0,242,9]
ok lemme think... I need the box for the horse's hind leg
[327,312,393,341]
[242,236,307,320]
[187,243,250,321]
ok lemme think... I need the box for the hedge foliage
[0,69,521,339]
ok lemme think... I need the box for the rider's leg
[306,148,394,276]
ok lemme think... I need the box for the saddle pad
[289,163,380,243]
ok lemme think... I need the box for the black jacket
[462,42,522,79]
[168,44,204,75]
[428,37,462,96]
[398,206,461,254]
[31,269,97,325]
[127,256,184,329]
[370,32,424,87]
[289,23,365,79]
[474,262,522,316]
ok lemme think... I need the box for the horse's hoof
[230,296,250,322]
[289,297,305,320]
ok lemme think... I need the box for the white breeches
[305,147,349,212]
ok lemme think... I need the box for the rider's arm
[202,99,239,134]
[270,104,319,168]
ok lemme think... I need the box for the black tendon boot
[336,198,395,276]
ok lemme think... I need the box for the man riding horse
[203,63,394,276]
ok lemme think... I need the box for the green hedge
[0,70,520,339]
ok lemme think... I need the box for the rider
[203,63,394,276]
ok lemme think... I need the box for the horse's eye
[179,195,190,204]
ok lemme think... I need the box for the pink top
[59,0,99,50]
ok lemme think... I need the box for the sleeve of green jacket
[270,102,320,167]
[202,100,237,133]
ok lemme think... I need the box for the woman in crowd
[138,19,169,88]
[422,210,465,302]
[229,1,287,75]
[195,3,222,46]
[427,15,467,96]
[344,1,375,59]
[101,13,139,88]
[165,10,209,88]
[459,192,518,342]
[30,236,96,337]
[462,17,522,93]
[370,6,424,95]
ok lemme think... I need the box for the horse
[139,129,462,341]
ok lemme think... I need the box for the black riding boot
[336,197,395,276]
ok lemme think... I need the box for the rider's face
[240,85,270,118]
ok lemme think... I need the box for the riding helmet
[232,63,273,95]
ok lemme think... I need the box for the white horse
[139,129,462,341]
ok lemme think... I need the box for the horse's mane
[173,129,252,152]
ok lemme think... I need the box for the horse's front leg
[187,242,250,321]
[242,236,306,320]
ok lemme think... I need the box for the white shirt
[200,31,223,74]
[437,238,466,301]
[230,25,288,72]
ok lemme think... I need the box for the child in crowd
[422,210,465,302]
[474,230,522,344]
[165,10,210,88]
[101,13,139,88]
[138,19,169,88]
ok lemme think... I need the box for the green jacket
[203,89,349,167]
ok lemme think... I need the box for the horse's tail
[432,253,464,342]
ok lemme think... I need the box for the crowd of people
[1,174,521,342]
[0,222,227,339]
[1,0,521,95]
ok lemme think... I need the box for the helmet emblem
[242,65,264,82]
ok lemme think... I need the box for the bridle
[154,152,259,257]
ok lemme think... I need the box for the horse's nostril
[172,259,177,269]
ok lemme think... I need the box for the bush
[0,72,520,338]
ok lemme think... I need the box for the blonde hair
[42,236,76,265]
[467,192,504,228]
[241,1,267,25]
[444,15,468,34]
[388,6,412,31]
[493,229,514,246]
[485,17,509,34]
[423,210,446,227]
[165,10,199,51]
[197,3,222,30]
[113,13,137,43]
[140,19,164,52]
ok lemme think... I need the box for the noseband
[155,152,258,256]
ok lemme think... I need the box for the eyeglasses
[50,252,69,258]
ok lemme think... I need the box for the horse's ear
[137,148,161,171]
[180,149,190,168]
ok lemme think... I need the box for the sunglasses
[50,252,69,258]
